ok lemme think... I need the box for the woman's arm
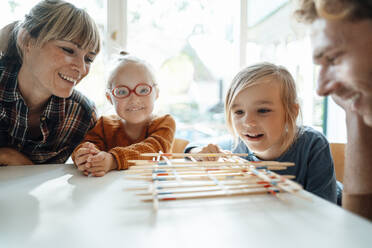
[0,147,34,165]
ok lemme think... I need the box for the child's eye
[234,110,244,115]
[139,88,149,94]
[85,56,94,64]
[258,108,271,114]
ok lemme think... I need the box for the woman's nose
[73,56,87,76]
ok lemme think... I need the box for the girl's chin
[121,115,152,125]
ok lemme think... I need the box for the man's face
[311,18,372,126]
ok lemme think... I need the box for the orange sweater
[72,114,175,170]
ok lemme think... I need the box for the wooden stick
[137,183,271,196]
[126,179,265,191]
[126,173,295,181]
[141,153,249,158]
[128,160,295,167]
[141,187,280,202]
[127,173,252,182]
[125,166,289,175]
[125,153,309,206]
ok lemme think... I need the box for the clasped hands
[73,142,117,177]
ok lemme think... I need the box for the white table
[0,164,371,248]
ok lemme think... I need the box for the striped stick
[141,153,249,158]
[141,187,281,202]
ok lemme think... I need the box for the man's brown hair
[295,0,372,23]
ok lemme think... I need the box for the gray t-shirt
[186,126,337,203]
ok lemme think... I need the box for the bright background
[0,0,346,144]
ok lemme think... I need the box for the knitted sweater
[72,114,175,170]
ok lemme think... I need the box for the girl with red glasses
[71,53,175,176]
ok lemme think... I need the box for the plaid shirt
[0,57,97,164]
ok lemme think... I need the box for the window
[0,0,107,113]
[242,0,324,132]
[124,0,240,142]
[1,0,345,143]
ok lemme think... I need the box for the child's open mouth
[245,133,264,140]
[126,106,145,112]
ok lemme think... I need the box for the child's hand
[84,151,118,177]
[73,142,99,171]
[191,144,226,161]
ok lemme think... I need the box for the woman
[0,0,100,165]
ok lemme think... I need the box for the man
[295,0,372,220]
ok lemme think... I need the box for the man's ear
[106,92,113,105]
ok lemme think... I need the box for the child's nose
[243,115,257,126]
[127,92,140,101]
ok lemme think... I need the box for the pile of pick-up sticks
[125,152,310,210]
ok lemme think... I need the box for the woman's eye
[258,108,271,114]
[62,47,74,54]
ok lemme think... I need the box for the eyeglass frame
[108,83,154,99]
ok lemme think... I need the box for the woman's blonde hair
[3,0,100,62]
[225,62,300,151]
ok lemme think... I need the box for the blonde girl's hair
[107,51,157,90]
[225,62,300,151]
[3,0,100,62]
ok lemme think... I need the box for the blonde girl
[189,62,338,203]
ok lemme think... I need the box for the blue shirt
[187,126,337,203]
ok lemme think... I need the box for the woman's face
[22,39,97,98]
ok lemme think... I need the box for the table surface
[0,164,371,248]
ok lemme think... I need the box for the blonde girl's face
[107,62,158,125]
[231,79,287,160]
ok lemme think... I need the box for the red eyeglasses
[110,83,153,99]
